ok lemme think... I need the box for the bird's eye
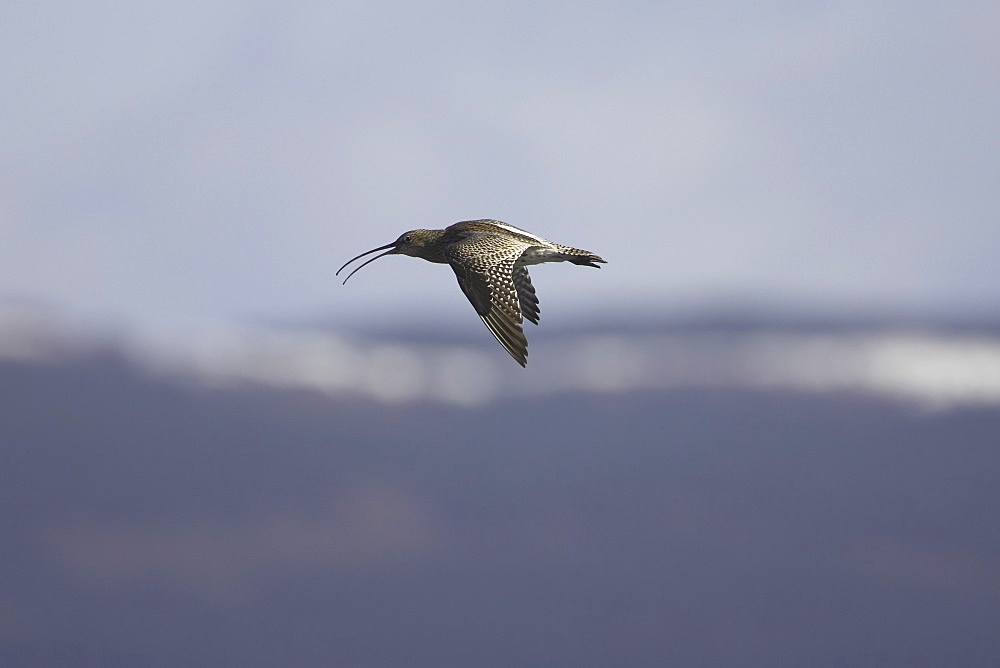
[402,234,413,244]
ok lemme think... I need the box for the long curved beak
[336,242,398,284]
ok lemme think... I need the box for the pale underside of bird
[337,219,606,366]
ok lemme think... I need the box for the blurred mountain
[2,311,1000,666]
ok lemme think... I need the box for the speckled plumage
[336,219,606,366]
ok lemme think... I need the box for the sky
[3,1,998,333]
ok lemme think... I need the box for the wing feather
[512,263,540,325]
[448,243,532,366]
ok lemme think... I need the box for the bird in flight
[337,219,605,366]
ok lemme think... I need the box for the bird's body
[337,219,605,366]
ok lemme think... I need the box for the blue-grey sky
[3,1,998,330]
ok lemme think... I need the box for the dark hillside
[2,352,999,666]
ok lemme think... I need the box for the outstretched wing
[447,243,533,366]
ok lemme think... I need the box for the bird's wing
[512,262,540,325]
[447,245,531,366]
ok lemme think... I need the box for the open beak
[336,242,398,284]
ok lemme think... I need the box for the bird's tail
[557,246,606,269]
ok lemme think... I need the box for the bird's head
[390,229,440,256]
[336,229,441,284]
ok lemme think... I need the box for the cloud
[1,2,998,326]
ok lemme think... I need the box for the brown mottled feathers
[446,240,533,366]
[512,264,540,325]
[440,220,603,366]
